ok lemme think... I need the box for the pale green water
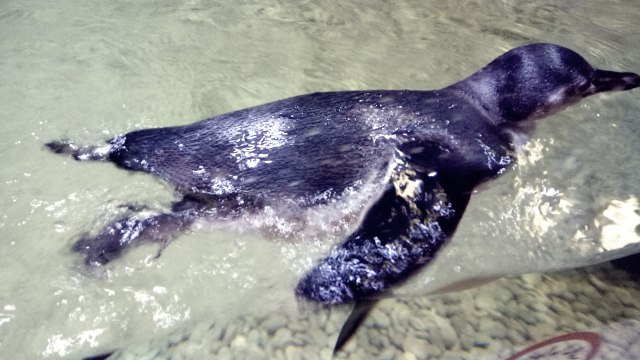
[1,0,640,359]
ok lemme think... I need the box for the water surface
[1,0,640,358]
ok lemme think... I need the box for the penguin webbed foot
[72,212,194,266]
[118,203,151,213]
[45,139,78,156]
[45,139,112,161]
[72,217,145,266]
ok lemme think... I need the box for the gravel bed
[108,263,640,359]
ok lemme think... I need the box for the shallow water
[1,0,640,358]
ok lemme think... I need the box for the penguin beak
[592,69,640,93]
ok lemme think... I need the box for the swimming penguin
[47,43,640,353]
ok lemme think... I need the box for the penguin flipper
[295,140,494,352]
[296,139,477,304]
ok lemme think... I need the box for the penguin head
[458,43,640,123]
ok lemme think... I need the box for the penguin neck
[447,69,508,125]
[446,69,538,147]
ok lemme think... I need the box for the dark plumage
[46,43,640,352]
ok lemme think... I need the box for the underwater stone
[230,334,247,349]
[284,345,305,360]
[216,346,232,360]
[401,351,418,360]
[261,314,289,334]
[408,316,430,331]
[247,328,265,346]
[367,328,393,349]
[493,286,515,303]
[378,347,397,360]
[432,315,458,349]
[402,334,432,359]
[272,328,294,347]
[371,310,391,328]
[388,301,412,328]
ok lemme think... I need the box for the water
[1,0,640,358]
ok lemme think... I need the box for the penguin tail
[45,136,123,162]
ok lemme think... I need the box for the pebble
[389,328,406,348]
[493,286,515,303]
[401,352,417,360]
[246,348,268,360]
[310,310,328,328]
[478,317,506,339]
[588,273,611,293]
[273,349,285,360]
[247,328,265,346]
[319,348,333,359]
[261,315,289,334]
[412,296,434,308]
[284,345,305,360]
[216,347,232,360]
[348,348,371,360]
[432,315,458,349]
[288,319,309,333]
[472,333,492,349]
[378,347,397,360]
[231,335,247,349]
[305,327,327,345]
[435,306,458,318]
[371,310,391,328]
[189,321,211,341]
[440,294,462,305]
[548,301,572,318]
[367,328,391,349]
[272,328,295,347]
[572,298,594,314]
[389,301,412,328]
[473,292,496,311]
[515,310,538,326]
[402,334,435,359]
[209,321,227,342]
[449,315,475,337]
[520,273,543,285]
[166,327,189,346]
[616,288,636,307]
[221,323,237,343]
[408,315,430,331]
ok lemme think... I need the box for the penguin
[46,43,640,352]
